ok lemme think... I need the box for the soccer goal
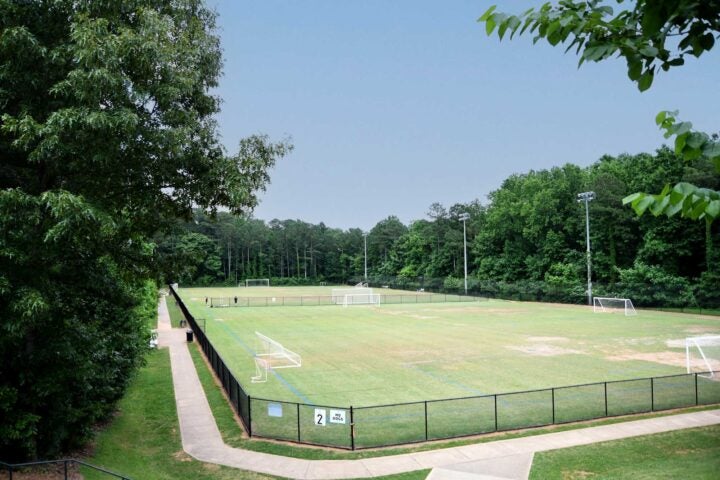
[254,332,302,368]
[245,278,270,287]
[355,281,369,287]
[686,335,720,378]
[592,297,637,316]
[251,357,270,383]
[343,293,381,307]
[332,287,373,304]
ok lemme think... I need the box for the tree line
[158,146,719,306]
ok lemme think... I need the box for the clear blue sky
[209,0,719,230]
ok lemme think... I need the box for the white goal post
[254,331,301,368]
[251,357,269,383]
[593,297,637,316]
[331,287,373,304]
[686,335,720,378]
[343,293,381,307]
[244,278,270,287]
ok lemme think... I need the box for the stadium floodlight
[459,213,470,295]
[363,231,368,281]
[577,191,595,306]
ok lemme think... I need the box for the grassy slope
[82,349,277,480]
[529,424,720,479]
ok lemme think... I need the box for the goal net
[245,278,270,287]
[686,335,720,378]
[210,297,231,308]
[251,357,269,383]
[343,293,381,307]
[254,332,302,369]
[332,287,373,304]
[593,297,637,316]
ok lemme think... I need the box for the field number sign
[314,408,326,426]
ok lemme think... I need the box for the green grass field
[174,286,720,448]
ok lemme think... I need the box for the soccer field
[176,286,720,407]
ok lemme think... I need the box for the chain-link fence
[169,286,720,450]
[207,293,483,308]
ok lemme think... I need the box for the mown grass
[189,341,720,461]
[529,424,720,479]
[177,287,719,408]
[164,294,185,328]
[82,349,278,479]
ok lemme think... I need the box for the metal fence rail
[0,459,131,479]
[169,286,720,450]
[207,293,484,308]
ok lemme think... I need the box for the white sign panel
[314,408,327,426]
[329,409,346,424]
[268,403,282,418]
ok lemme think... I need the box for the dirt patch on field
[527,336,569,342]
[606,350,689,368]
[382,310,438,320]
[685,326,720,334]
[507,344,582,356]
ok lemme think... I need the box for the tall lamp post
[363,231,368,282]
[459,213,470,295]
[577,191,595,306]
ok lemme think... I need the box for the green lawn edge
[529,424,720,479]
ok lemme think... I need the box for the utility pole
[363,231,368,282]
[459,213,471,295]
[577,192,595,306]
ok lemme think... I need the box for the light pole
[577,191,595,306]
[363,231,368,282]
[459,213,470,295]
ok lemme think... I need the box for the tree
[479,1,720,223]
[0,0,290,460]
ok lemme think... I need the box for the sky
[209,0,720,231]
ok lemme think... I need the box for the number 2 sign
[314,408,326,426]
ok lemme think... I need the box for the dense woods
[160,146,719,307]
[0,1,288,460]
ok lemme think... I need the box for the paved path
[157,297,720,480]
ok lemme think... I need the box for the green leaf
[707,200,720,220]
[478,6,497,22]
[622,192,641,205]
[685,132,706,149]
[639,46,659,57]
[637,70,654,91]
[655,111,667,126]
[485,17,497,36]
[632,195,655,215]
[627,59,642,80]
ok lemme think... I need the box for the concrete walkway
[157,297,720,480]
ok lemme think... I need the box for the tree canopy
[479,0,720,223]
[0,0,290,460]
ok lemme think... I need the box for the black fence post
[64,460,68,480]
[494,395,498,431]
[604,382,608,417]
[650,378,655,411]
[551,388,555,424]
[695,373,699,405]
[248,395,253,436]
[297,403,301,442]
[350,406,355,450]
[424,401,428,441]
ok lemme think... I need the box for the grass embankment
[530,424,720,479]
[82,349,277,480]
[164,295,185,328]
